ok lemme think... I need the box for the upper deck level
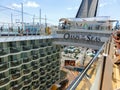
[58,16,116,31]
[0,17,115,50]
[53,17,115,49]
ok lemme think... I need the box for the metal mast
[21,3,23,30]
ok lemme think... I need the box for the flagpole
[21,3,23,35]
[39,9,41,35]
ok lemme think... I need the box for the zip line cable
[0,5,33,16]
[0,5,57,25]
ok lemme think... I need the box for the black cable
[0,5,33,16]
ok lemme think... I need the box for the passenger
[113,43,120,55]
[21,28,23,36]
[0,26,3,31]
[18,26,20,34]
[62,20,67,29]
[9,27,13,31]
[18,26,20,31]
[112,30,120,64]
[112,30,120,42]
[62,23,65,29]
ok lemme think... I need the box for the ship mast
[21,3,23,30]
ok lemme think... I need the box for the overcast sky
[0,0,120,25]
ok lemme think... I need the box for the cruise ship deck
[0,0,120,90]
[55,17,120,90]
[0,17,120,90]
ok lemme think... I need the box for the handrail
[100,55,107,90]
[67,43,106,90]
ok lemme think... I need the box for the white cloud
[12,3,21,8]
[25,1,40,8]
[99,3,107,7]
[11,1,40,8]
[67,6,78,10]
[67,7,73,10]
[99,0,118,8]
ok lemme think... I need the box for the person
[9,27,13,31]
[62,20,67,29]
[112,30,120,55]
[112,30,120,42]
[0,26,3,31]
[18,26,20,33]
[112,30,120,64]
[21,28,23,35]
